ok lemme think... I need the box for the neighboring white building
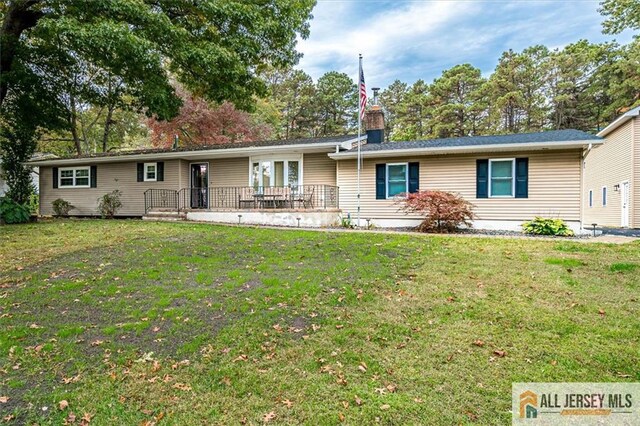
[0,153,56,197]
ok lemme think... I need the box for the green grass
[0,219,639,425]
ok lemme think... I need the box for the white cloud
[297,0,481,85]
[295,0,632,89]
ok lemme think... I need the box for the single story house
[29,104,622,233]
[583,105,640,229]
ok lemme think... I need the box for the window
[602,186,607,207]
[589,189,593,208]
[489,159,515,197]
[144,163,157,182]
[386,163,408,198]
[59,167,90,188]
[250,157,301,188]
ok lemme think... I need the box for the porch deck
[144,185,339,214]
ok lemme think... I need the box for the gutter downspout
[580,143,593,232]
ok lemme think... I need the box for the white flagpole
[357,54,362,228]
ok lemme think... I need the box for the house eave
[597,106,640,137]
[328,140,602,160]
[27,137,364,167]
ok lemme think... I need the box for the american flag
[359,64,367,120]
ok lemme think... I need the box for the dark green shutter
[52,167,59,189]
[408,162,419,193]
[90,166,97,188]
[515,158,528,198]
[476,159,489,198]
[137,163,144,182]
[157,162,164,182]
[375,164,386,199]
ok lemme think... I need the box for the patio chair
[238,187,256,209]
[292,187,314,209]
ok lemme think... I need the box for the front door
[191,163,209,209]
[621,181,630,227]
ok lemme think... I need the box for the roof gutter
[28,137,364,167]
[597,106,640,137]
[328,140,602,160]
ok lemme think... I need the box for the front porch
[143,185,341,227]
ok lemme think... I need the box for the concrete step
[143,210,187,221]
[146,210,186,216]
[142,216,185,222]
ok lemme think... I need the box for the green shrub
[339,214,355,229]
[97,190,123,218]
[27,193,39,215]
[52,198,74,216]
[0,197,31,224]
[522,217,574,237]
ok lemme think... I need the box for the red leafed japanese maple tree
[397,190,475,233]
[147,86,273,148]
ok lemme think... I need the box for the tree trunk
[101,105,114,152]
[69,94,82,155]
[0,0,43,107]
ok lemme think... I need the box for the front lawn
[0,220,638,424]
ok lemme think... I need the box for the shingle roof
[354,129,600,152]
[48,134,359,161]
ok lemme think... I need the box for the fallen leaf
[64,412,77,425]
[59,400,69,410]
[0,396,8,403]
[472,340,485,347]
[221,377,232,386]
[282,399,293,408]
[386,383,398,393]
[380,404,390,410]
[354,395,363,406]
[493,350,506,358]
[335,324,344,329]
[81,412,93,424]
[598,308,606,317]
[465,411,479,421]
[358,362,367,373]
[172,383,192,392]
[342,401,349,409]
[338,412,345,422]
[263,411,276,423]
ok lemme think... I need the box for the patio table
[253,193,287,209]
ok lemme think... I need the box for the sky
[296,0,635,89]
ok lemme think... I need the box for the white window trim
[59,166,90,188]
[589,189,593,208]
[602,186,607,207]
[488,158,515,198]
[386,162,409,199]
[248,154,303,188]
[144,162,157,182]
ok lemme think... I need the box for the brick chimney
[365,87,384,143]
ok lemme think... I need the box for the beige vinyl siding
[179,160,189,189]
[303,153,336,186]
[39,160,181,216]
[337,150,582,222]
[196,154,335,187]
[209,157,250,187]
[583,120,634,227]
